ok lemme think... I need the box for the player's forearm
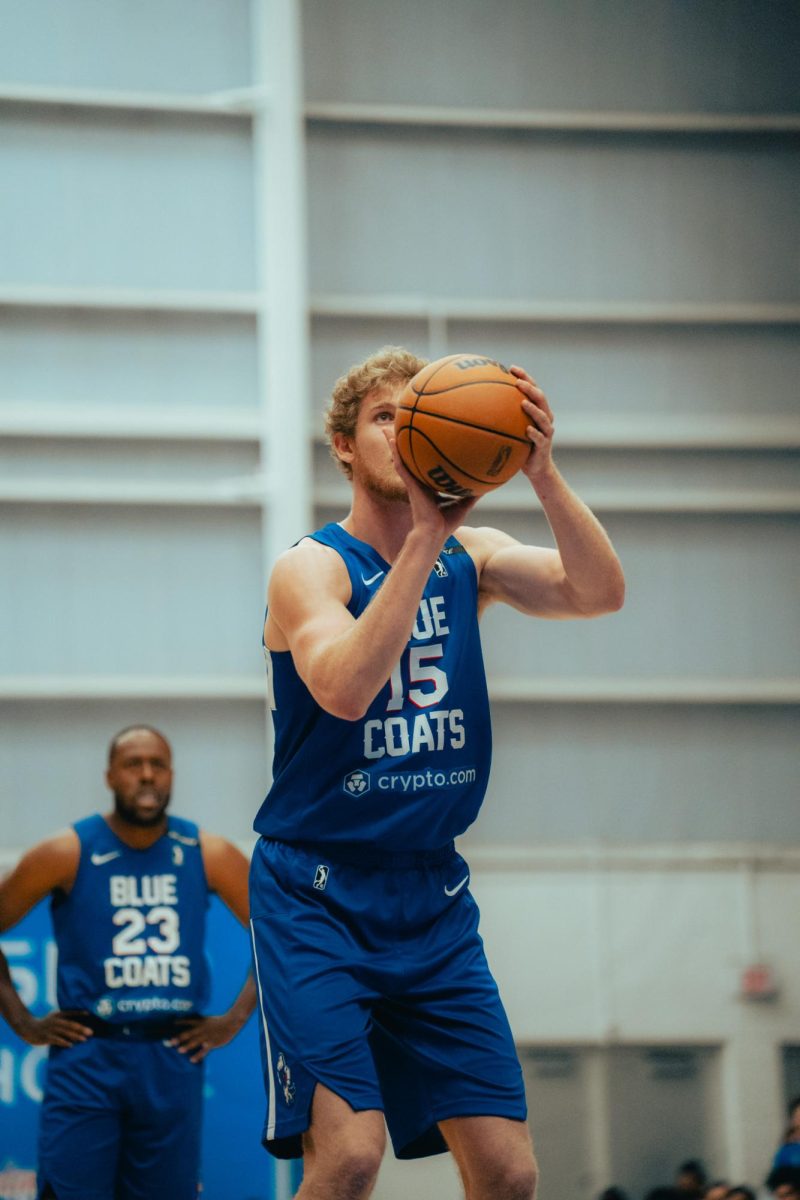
[0,948,34,1036]
[226,972,257,1026]
[532,464,625,614]
[308,527,445,720]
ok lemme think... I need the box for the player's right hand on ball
[384,430,477,534]
[16,1009,93,1047]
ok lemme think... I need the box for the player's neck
[341,487,414,563]
[104,812,168,850]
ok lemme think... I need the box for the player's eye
[375,410,394,423]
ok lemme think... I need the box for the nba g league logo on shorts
[343,769,370,796]
[276,1052,296,1105]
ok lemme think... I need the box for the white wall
[364,844,800,1198]
[470,847,800,1189]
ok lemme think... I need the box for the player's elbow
[314,685,370,723]
[329,698,369,722]
[588,573,626,616]
[570,571,625,617]
[303,656,371,721]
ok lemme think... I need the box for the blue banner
[0,898,301,1200]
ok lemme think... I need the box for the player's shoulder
[455,523,518,572]
[271,535,348,580]
[1,827,80,896]
[27,826,81,864]
[268,536,352,610]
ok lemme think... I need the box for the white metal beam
[2,480,799,513]
[2,675,797,705]
[0,82,258,116]
[251,0,312,587]
[0,403,260,441]
[310,294,800,325]
[2,405,798,450]
[0,285,258,314]
[304,101,800,134]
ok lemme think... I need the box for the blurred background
[0,1,798,1198]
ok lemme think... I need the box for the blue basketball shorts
[248,837,527,1160]
[37,1037,203,1200]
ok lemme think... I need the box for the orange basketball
[394,354,530,498]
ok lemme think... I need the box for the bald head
[108,725,171,767]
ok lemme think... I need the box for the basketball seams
[409,354,465,398]
[396,406,530,448]
[415,379,520,397]
[395,424,427,488]
[403,357,463,480]
[400,425,522,490]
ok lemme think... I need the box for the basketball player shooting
[249,346,625,1200]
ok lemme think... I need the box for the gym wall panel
[444,323,800,419]
[0,310,259,412]
[310,316,430,419]
[476,703,799,844]
[302,0,800,112]
[0,110,255,290]
[0,438,259,483]
[311,320,800,422]
[306,126,799,303]
[0,507,264,677]
[0,0,252,94]
[481,513,800,680]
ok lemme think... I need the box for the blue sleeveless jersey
[52,814,211,1022]
[254,523,492,851]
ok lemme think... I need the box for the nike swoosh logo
[361,570,384,587]
[444,875,469,897]
[91,850,121,866]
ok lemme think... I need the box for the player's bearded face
[107,732,173,826]
[355,451,409,503]
[349,408,409,503]
[113,786,171,827]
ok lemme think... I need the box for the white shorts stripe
[250,918,277,1141]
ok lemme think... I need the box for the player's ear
[332,430,354,466]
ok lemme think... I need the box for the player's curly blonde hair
[324,345,427,478]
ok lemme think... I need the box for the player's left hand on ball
[510,365,555,480]
[170,1013,240,1062]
